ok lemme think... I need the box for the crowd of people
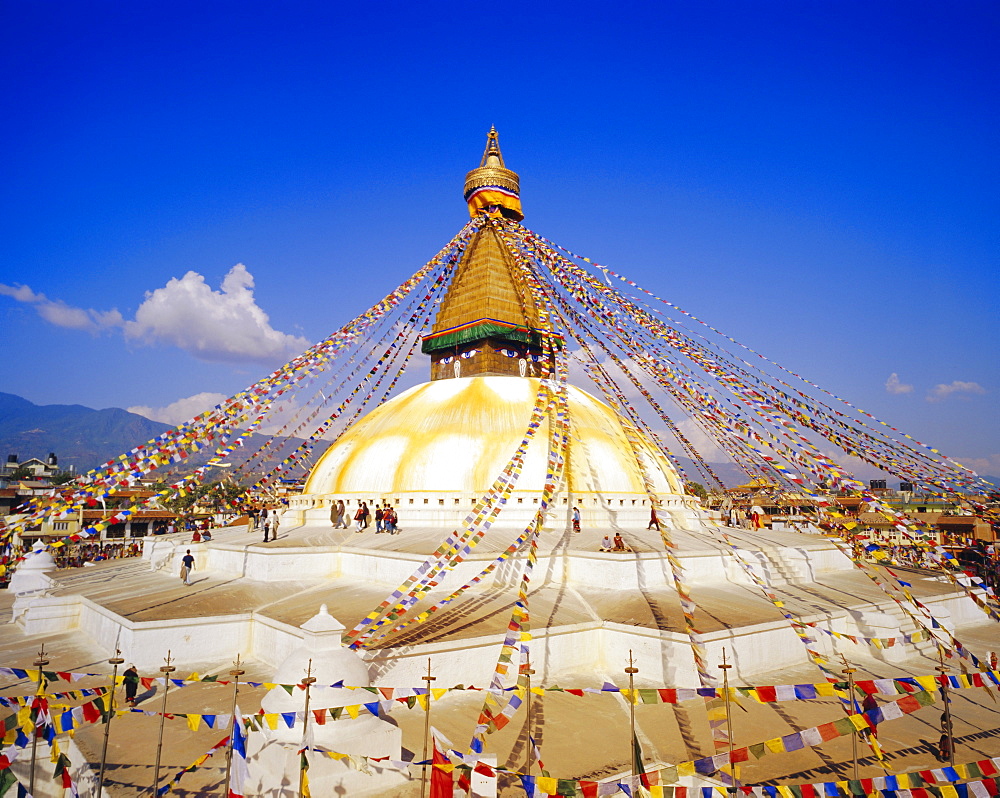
[328,500,401,534]
[54,541,142,568]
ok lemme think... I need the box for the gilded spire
[478,125,506,167]
[464,127,523,221]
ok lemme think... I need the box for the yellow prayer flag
[765,738,785,753]
[431,688,448,700]
[536,777,558,794]
[346,704,361,719]
[186,714,202,732]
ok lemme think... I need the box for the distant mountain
[0,393,331,481]
[0,392,173,474]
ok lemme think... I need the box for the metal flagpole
[719,648,736,795]
[222,654,245,798]
[97,649,125,798]
[152,651,176,796]
[420,658,436,798]
[28,644,49,797]
[625,650,639,784]
[521,657,536,776]
[938,651,955,767]
[839,654,859,780]
[298,659,316,798]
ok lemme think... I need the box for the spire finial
[479,126,505,168]
[465,127,522,221]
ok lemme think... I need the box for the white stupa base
[245,736,410,798]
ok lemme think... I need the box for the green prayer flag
[632,734,646,778]
[0,769,17,798]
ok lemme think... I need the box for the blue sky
[1,2,997,474]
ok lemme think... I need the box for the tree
[684,481,708,500]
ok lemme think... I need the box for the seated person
[201,530,212,541]
[600,535,612,552]
[613,533,630,552]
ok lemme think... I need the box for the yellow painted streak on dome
[304,377,683,497]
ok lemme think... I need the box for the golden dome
[304,376,684,497]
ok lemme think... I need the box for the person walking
[335,500,347,528]
[572,506,581,533]
[375,504,384,533]
[386,504,398,534]
[180,549,195,585]
[330,501,338,528]
[123,664,139,706]
[355,502,369,532]
[647,506,660,531]
[262,518,271,543]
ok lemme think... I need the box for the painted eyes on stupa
[498,348,520,358]
[439,349,479,364]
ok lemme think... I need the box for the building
[1,452,63,482]
[4,131,999,795]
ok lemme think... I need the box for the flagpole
[299,659,316,798]
[521,657,536,776]
[839,655,859,781]
[420,658,436,798]
[625,650,638,784]
[222,654,245,798]
[29,644,49,797]
[719,648,736,795]
[152,651,176,797]
[937,651,955,767]
[97,649,125,798]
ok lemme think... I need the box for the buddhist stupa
[5,130,997,796]
[294,128,698,531]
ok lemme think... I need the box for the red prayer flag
[979,761,999,777]
[81,700,101,724]
[756,686,777,703]
[817,723,840,742]
[428,741,451,798]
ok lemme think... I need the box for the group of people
[600,533,632,553]
[953,542,1000,590]
[329,500,401,534]
[54,541,142,569]
[247,507,280,542]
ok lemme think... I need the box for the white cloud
[0,283,124,333]
[926,380,986,403]
[884,373,913,395]
[128,392,229,425]
[0,264,308,364]
[123,264,309,363]
[956,453,1000,475]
